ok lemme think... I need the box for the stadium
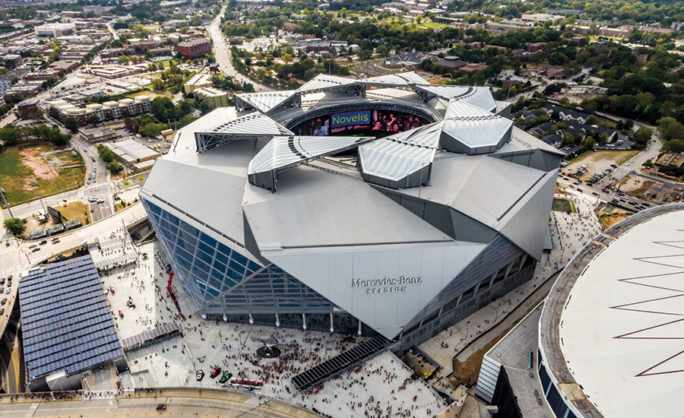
[139,72,563,350]
[476,203,684,418]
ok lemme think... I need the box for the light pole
[0,187,13,218]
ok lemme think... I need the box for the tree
[86,114,99,125]
[633,127,652,148]
[657,117,684,141]
[97,144,115,163]
[376,45,389,57]
[0,125,22,146]
[282,53,293,64]
[64,117,78,133]
[3,218,25,236]
[358,49,372,60]
[642,159,653,168]
[106,162,123,174]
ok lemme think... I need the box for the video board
[292,109,428,137]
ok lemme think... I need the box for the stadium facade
[140,72,563,349]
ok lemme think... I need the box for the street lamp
[0,187,13,218]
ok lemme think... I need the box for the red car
[118,310,124,318]
[110,286,115,294]
[210,367,221,378]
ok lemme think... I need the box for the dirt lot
[566,150,639,181]
[20,146,58,180]
[598,205,631,229]
[0,144,85,206]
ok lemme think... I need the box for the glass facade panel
[142,198,334,317]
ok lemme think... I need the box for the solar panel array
[19,255,124,381]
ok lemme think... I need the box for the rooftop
[18,255,124,381]
[540,203,684,418]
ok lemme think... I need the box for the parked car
[156,404,167,411]
[219,372,232,384]
[196,370,204,381]
[39,240,47,245]
[210,367,221,378]
[1,298,6,305]
[31,248,40,253]
[118,310,124,318]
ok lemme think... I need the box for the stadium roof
[543,206,684,418]
[248,135,372,190]
[441,101,513,154]
[363,71,429,86]
[358,122,441,183]
[19,255,123,381]
[234,91,300,114]
[142,73,563,338]
[416,85,497,112]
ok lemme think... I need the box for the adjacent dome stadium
[140,72,563,349]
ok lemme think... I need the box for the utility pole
[0,187,13,218]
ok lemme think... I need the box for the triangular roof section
[234,91,300,114]
[204,112,292,135]
[358,122,441,185]
[364,71,429,87]
[249,135,370,176]
[247,135,372,191]
[298,74,361,93]
[194,112,293,153]
[441,100,513,154]
[415,85,497,112]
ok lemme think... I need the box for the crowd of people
[96,238,448,417]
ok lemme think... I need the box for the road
[0,389,320,418]
[208,5,272,92]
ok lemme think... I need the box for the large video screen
[292,109,429,137]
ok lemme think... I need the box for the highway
[208,5,272,92]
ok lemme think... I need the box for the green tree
[64,117,78,133]
[0,125,22,146]
[106,162,123,174]
[633,127,652,148]
[657,117,684,141]
[97,144,115,163]
[3,217,25,236]
[376,44,389,57]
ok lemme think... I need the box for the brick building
[177,39,211,59]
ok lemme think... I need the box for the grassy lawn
[592,116,617,129]
[569,149,639,166]
[589,35,624,43]
[126,90,170,100]
[58,200,91,225]
[600,213,630,229]
[0,145,85,206]
[420,21,449,29]
[552,197,576,213]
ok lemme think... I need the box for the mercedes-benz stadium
[139,72,564,349]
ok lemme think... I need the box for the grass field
[126,90,170,100]
[0,144,85,206]
[58,201,91,225]
[419,21,449,29]
[552,197,576,213]
[569,150,639,166]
